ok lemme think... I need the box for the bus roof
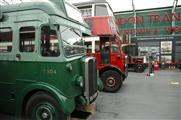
[1,0,66,18]
[73,0,108,6]
[1,0,91,36]
[73,0,114,14]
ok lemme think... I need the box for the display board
[114,6,181,36]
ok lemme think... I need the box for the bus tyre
[25,92,69,120]
[134,64,145,73]
[101,70,123,92]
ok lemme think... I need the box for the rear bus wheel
[25,92,69,120]
[101,70,123,92]
[134,64,145,73]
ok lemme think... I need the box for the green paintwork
[97,78,104,91]
[114,6,181,36]
[0,58,84,115]
[0,0,96,119]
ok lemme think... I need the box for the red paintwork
[153,61,159,70]
[85,17,112,35]
[87,51,126,75]
[84,16,127,76]
[84,16,119,36]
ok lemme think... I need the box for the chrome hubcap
[106,77,116,87]
[35,104,55,120]
[42,112,49,119]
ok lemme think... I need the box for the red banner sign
[118,12,180,25]
[117,11,181,35]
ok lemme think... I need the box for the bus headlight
[75,76,84,87]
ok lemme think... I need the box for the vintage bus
[74,0,128,92]
[0,0,102,119]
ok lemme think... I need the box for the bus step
[71,103,96,120]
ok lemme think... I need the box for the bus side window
[111,44,120,54]
[85,42,92,53]
[41,26,60,57]
[19,27,35,52]
[79,6,92,17]
[95,4,108,16]
[95,41,99,52]
[0,28,13,53]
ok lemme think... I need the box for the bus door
[110,37,123,70]
[100,37,110,65]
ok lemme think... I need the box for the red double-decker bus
[74,0,128,92]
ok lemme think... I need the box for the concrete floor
[0,69,180,120]
[93,69,181,120]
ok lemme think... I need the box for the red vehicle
[74,0,128,92]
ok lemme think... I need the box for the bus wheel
[134,64,144,73]
[25,92,69,120]
[101,70,123,92]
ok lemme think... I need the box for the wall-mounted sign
[161,41,172,54]
[161,55,172,63]
[117,12,180,25]
[137,37,174,41]
[116,11,181,35]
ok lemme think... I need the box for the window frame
[59,25,85,58]
[78,5,93,17]
[40,25,61,57]
[19,26,36,53]
[0,27,13,53]
[94,3,109,17]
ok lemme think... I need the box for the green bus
[0,0,102,119]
